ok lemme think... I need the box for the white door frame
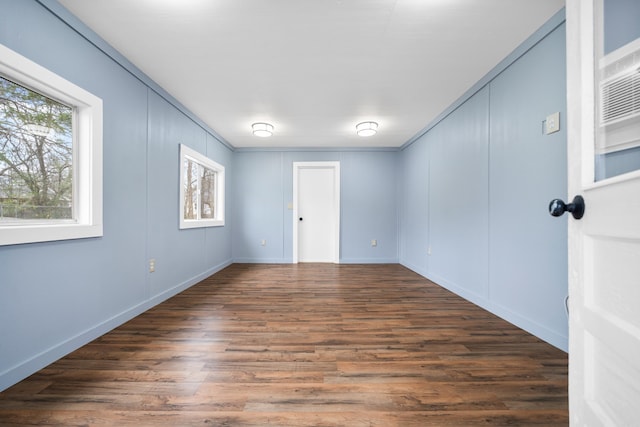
[293,161,340,264]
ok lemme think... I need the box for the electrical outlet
[427,246,432,256]
[545,112,560,134]
[371,239,377,247]
[261,239,266,246]
[149,258,156,273]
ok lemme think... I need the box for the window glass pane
[595,0,640,181]
[179,144,224,229]
[183,159,198,220]
[200,166,216,219]
[0,76,73,221]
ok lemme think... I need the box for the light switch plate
[545,112,560,134]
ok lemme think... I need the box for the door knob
[299,217,303,221]
[549,195,585,220]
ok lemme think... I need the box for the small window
[179,144,225,229]
[0,44,102,246]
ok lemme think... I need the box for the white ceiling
[58,0,564,149]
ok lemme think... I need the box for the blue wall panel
[340,151,398,263]
[488,24,568,347]
[399,132,430,276]
[428,87,490,300]
[604,0,640,54]
[147,92,209,297]
[232,151,285,262]
[205,134,234,267]
[399,23,568,351]
[233,150,398,264]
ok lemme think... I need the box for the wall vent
[598,39,640,154]
[600,68,640,125]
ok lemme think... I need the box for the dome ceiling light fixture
[356,121,378,137]
[252,122,274,137]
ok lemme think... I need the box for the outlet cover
[545,112,560,134]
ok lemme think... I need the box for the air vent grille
[601,68,640,126]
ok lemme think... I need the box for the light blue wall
[233,151,285,262]
[399,22,568,351]
[399,130,429,273]
[146,92,233,299]
[233,150,398,264]
[0,0,233,391]
[604,0,640,54]
[597,147,640,180]
[340,151,398,263]
[489,25,568,350]
[428,87,490,300]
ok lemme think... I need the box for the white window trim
[179,144,225,229]
[0,44,103,246]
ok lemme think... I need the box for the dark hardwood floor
[0,264,568,426]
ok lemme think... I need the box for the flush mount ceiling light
[252,122,274,137]
[356,121,378,137]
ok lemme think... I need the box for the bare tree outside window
[179,144,224,229]
[200,167,216,219]
[0,76,73,221]
[183,158,198,220]
[182,158,217,221]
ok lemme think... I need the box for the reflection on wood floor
[0,263,568,426]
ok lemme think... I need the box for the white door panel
[566,1,640,424]
[293,162,340,263]
[298,167,334,262]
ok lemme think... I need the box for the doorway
[293,162,340,263]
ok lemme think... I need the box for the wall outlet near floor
[149,258,156,273]
[371,239,377,247]
[261,239,266,246]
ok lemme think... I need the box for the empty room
[1,0,639,425]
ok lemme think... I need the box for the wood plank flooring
[0,264,568,426]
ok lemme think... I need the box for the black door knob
[299,217,303,221]
[549,195,585,220]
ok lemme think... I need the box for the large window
[179,144,225,229]
[0,76,73,221]
[0,44,102,246]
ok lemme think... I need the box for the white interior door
[566,0,640,424]
[293,162,340,263]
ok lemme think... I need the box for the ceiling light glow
[356,121,378,137]
[252,122,274,137]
